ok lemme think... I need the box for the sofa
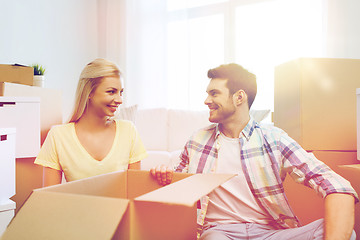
[120,107,271,170]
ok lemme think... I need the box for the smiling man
[151,63,358,240]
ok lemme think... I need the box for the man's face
[204,78,236,123]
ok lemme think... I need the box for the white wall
[0,0,99,122]
[326,0,360,58]
[1,0,360,120]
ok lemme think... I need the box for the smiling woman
[34,58,148,186]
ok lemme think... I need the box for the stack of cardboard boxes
[0,64,63,232]
[274,57,360,234]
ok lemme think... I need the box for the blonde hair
[69,58,121,123]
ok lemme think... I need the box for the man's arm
[150,165,173,185]
[324,193,355,240]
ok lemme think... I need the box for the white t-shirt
[35,119,148,182]
[204,132,271,227]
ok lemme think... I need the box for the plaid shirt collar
[214,117,257,142]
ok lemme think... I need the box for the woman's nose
[115,94,123,104]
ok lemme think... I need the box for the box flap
[2,191,129,240]
[42,170,127,198]
[126,170,191,199]
[135,173,235,206]
[339,164,360,171]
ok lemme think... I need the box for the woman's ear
[233,90,247,106]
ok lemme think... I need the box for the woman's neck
[76,112,113,131]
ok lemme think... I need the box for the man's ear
[233,90,247,106]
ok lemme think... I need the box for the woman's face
[88,76,123,118]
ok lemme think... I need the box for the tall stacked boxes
[274,58,360,232]
[0,96,41,224]
[0,83,63,214]
[0,128,16,236]
[274,57,359,151]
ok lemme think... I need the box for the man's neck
[219,114,250,138]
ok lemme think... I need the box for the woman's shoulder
[48,122,74,135]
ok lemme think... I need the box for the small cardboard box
[1,170,235,240]
[274,58,360,151]
[0,64,33,86]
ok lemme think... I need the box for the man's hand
[150,165,173,185]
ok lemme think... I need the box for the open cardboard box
[1,170,235,240]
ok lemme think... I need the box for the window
[126,0,324,113]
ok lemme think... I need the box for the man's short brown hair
[207,63,257,109]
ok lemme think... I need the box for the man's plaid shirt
[175,118,358,230]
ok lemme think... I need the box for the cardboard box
[283,151,359,231]
[0,200,16,237]
[274,58,360,151]
[311,150,359,174]
[336,164,360,237]
[357,88,360,160]
[1,170,235,240]
[0,64,33,86]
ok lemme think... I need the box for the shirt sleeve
[34,127,62,170]
[279,132,359,202]
[175,140,190,173]
[128,122,148,164]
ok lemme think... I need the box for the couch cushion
[136,108,168,151]
[250,109,271,122]
[140,151,172,170]
[170,150,182,168]
[168,109,210,152]
[113,104,138,123]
